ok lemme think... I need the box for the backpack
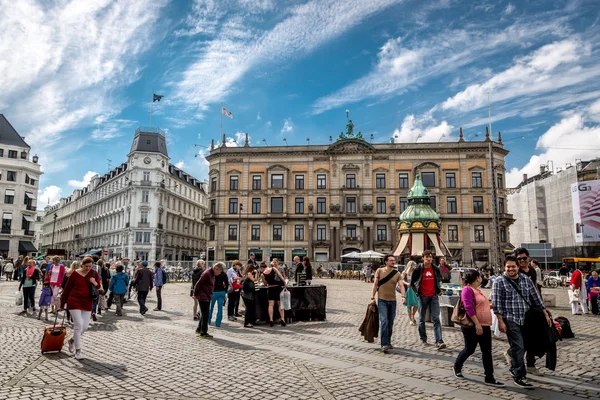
[555,316,574,338]
[161,268,168,285]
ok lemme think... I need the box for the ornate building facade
[206,121,514,266]
[41,127,208,261]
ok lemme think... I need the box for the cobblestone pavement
[0,278,598,400]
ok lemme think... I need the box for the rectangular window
[272,225,282,241]
[317,174,326,189]
[446,197,457,214]
[229,198,238,214]
[429,196,437,211]
[376,173,386,189]
[498,198,505,214]
[295,175,304,190]
[271,197,283,213]
[251,198,261,214]
[474,225,485,242]
[143,172,150,182]
[1,213,11,234]
[473,196,484,213]
[497,173,504,190]
[346,197,356,213]
[210,199,216,214]
[448,225,459,242]
[500,226,506,243]
[211,177,217,192]
[316,224,326,240]
[295,225,304,241]
[398,173,409,188]
[4,189,15,204]
[346,174,356,188]
[143,232,151,242]
[7,171,16,182]
[271,174,284,189]
[445,172,456,188]
[0,149,3,157]
[142,191,149,203]
[399,197,408,212]
[135,232,143,242]
[376,197,386,214]
[229,175,239,190]
[251,225,260,241]
[472,172,483,188]
[346,225,357,239]
[8,150,17,159]
[209,225,215,241]
[317,197,326,214]
[228,224,238,240]
[252,175,261,190]
[377,225,387,241]
[295,197,304,214]
[421,172,435,187]
[140,211,148,223]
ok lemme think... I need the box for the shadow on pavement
[77,359,129,379]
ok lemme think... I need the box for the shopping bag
[98,294,107,310]
[568,289,580,304]
[15,291,23,306]
[280,289,291,310]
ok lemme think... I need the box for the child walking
[38,282,52,321]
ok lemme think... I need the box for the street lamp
[51,214,57,249]
[283,138,288,146]
[238,203,243,259]
[415,133,422,143]
[581,222,585,257]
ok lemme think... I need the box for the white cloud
[38,185,63,206]
[175,161,186,169]
[91,117,136,141]
[392,114,453,143]
[506,103,600,187]
[280,118,294,135]
[256,112,261,120]
[266,120,272,128]
[504,3,515,15]
[68,171,98,189]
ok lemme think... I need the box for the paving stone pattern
[0,279,598,400]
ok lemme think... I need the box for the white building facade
[41,127,208,261]
[0,114,42,258]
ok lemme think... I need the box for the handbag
[451,289,475,328]
[568,289,580,304]
[98,294,107,310]
[90,284,99,302]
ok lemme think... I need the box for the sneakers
[436,341,446,350]
[513,378,534,389]
[91,313,97,321]
[199,333,213,339]
[153,308,160,311]
[527,366,543,376]
[74,351,85,360]
[381,346,390,354]
[421,340,428,346]
[485,379,505,387]
[228,316,237,321]
[503,349,511,366]
[194,330,202,336]
[68,339,75,354]
[141,308,148,315]
[452,366,464,378]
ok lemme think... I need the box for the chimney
[523,173,528,182]
[540,165,546,174]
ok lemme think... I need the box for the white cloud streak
[280,118,294,135]
[68,171,99,188]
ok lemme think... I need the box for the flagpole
[220,103,223,141]
[150,94,153,127]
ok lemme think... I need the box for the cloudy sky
[1,0,600,205]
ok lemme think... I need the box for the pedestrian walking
[242,264,258,328]
[492,255,552,389]
[109,264,129,316]
[153,262,167,311]
[18,259,40,315]
[133,261,153,315]
[46,256,66,314]
[439,256,452,283]
[531,259,543,293]
[14,255,24,281]
[60,256,101,360]
[191,260,205,320]
[38,282,52,321]
[62,262,78,324]
[262,259,287,327]
[3,259,14,281]
[401,260,419,326]
[208,264,229,327]
[453,270,504,386]
[193,263,224,338]
[227,260,243,321]
[411,250,446,349]
[370,254,405,353]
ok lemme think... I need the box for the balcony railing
[136,126,165,135]
[157,223,164,229]
[1,228,10,234]
[26,204,37,211]
[24,230,35,236]
[140,180,152,186]
[138,222,150,228]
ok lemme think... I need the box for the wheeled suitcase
[41,312,66,354]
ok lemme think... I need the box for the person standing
[193,263,224,338]
[303,256,313,285]
[46,256,66,314]
[133,261,153,315]
[293,256,304,284]
[402,261,419,326]
[109,264,129,316]
[3,259,14,281]
[439,256,452,284]
[18,259,40,315]
[570,263,588,315]
[153,262,167,311]
[262,259,287,327]
[492,255,552,389]
[247,253,257,268]
[453,270,504,386]
[587,269,600,315]
[191,260,205,320]
[531,260,542,293]
[14,255,24,281]
[60,256,101,360]
[208,264,228,327]
[370,254,405,353]
[411,250,445,349]
[227,260,242,321]
[559,263,570,288]
[242,264,258,328]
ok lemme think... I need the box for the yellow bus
[562,257,600,271]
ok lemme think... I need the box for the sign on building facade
[571,179,600,243]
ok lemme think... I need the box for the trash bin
[440,305,454,327]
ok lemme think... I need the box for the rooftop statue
[338,110,364,141]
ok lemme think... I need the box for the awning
[393,234,410,256]
[411,233,425,256]
[23,215,36,222]
[19,241,37,253]
[427,233,444,256]
[25,192,36,200]
[2,213,12,220]
[0,240,9,251]
[5,189,14,196]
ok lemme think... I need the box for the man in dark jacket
[193,262,224,338]
[191,260,205,320]
[133,261,153,315]
[411,250,445,349]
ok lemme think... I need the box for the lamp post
[238,203,243,260]
[581,223,585,257]
[51,214,57,249]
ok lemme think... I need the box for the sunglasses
[516,257,528,261]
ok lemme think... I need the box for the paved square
[1,279,599,400]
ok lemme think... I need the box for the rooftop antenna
[107,159,112,172]
[488,91,493,141]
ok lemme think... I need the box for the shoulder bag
[451,287,475,328]
[89,271,100,302]
[377,269,398,290]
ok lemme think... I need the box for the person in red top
[569,264,588,315]
[45,256,66,313]
[60,256,100,360]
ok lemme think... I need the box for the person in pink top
[569,264,588,315]
[45,256,66,313]
[453,270,504,387]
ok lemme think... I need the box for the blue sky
[1,0,600,205]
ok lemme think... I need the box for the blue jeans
[378,299,396,348]
[505,320,526,379]
[208,291,226,327]
[418,295,443,343]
